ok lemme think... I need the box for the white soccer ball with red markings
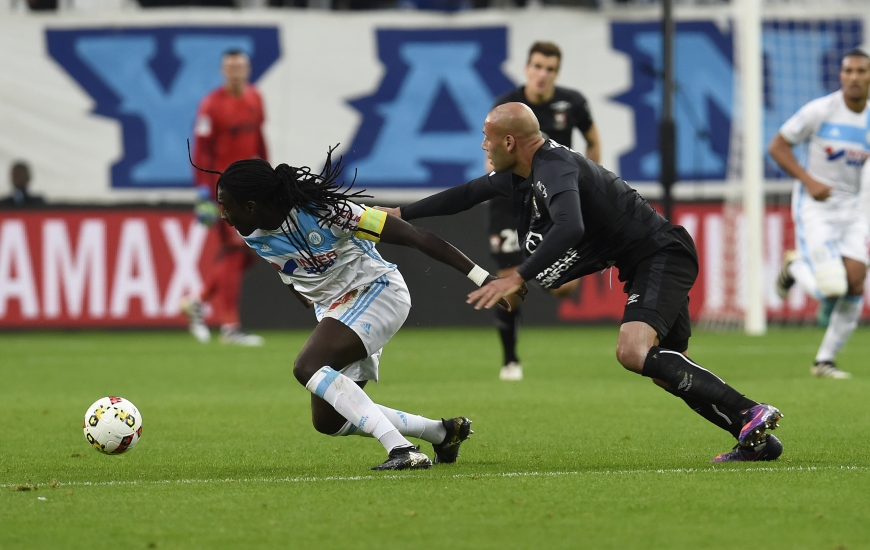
[83,396,143,455]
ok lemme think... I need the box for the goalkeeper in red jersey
[182,49,267,346]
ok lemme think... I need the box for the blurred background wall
[2,1,869,328]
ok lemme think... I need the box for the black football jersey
[402,141,691,289]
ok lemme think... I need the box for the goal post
[738,0,766,335]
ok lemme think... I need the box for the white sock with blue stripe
[816,295,863,363]
[305,367,411,452]
[331,407,446,444]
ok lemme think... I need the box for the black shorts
[488,197,524,270]
[620,235,699,352]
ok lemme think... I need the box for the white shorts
[313,270,411,382]
[794,190,870,268]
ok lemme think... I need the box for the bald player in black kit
[380,103,785,463]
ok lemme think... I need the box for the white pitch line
[2,465,865,490]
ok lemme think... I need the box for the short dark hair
[222,49,248,59]
[527,41,562,65]
[843,48,870,62]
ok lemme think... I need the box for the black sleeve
[573,91,593,134]
[516,189,585,281]
[400,172,511,221]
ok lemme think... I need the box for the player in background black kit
[380,103,784,463]
[488,41,600,381]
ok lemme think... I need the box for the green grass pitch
[2,326,869,549]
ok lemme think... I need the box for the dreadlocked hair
[215,146,371,272]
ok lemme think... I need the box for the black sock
[642,346,757,414]
[664,389,743,439]
[495,307,520,365]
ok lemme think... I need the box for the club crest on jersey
[307,229,325,246]
[551,100,570,131]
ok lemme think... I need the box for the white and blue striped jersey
[780,91,870,204]
[240,202,396,307]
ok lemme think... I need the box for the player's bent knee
[615,344,645,373]
[815,263,848,298]
[292,359,318,386]
[311,415,344,435]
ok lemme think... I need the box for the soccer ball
[83,396,143,455]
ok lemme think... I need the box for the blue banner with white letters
[342,27,514,188]
[46,26,280,189]
[30,15,863,195]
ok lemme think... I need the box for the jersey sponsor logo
[270,259,298,275]
[298,250,339,274]
[825,147,846,161]
[536,248,581,288]
[611,19,861,182]
[328,207,362,232]
[342,28,514,188]
[536,181,548,198]
[825,147,870,166]
[46,27,280,189]
[524,231,543,255]
[280,259,298,275]
[846,150,870,167]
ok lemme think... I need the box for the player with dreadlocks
[194,146,525,471]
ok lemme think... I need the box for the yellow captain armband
[354,207,388,242]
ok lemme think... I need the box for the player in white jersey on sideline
[194,148,524,471]
[769,48,870,379]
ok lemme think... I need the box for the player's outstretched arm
[378,213,525,309]
[379,213,478,277]
[373,206,402,218]
[374,173,504,222]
